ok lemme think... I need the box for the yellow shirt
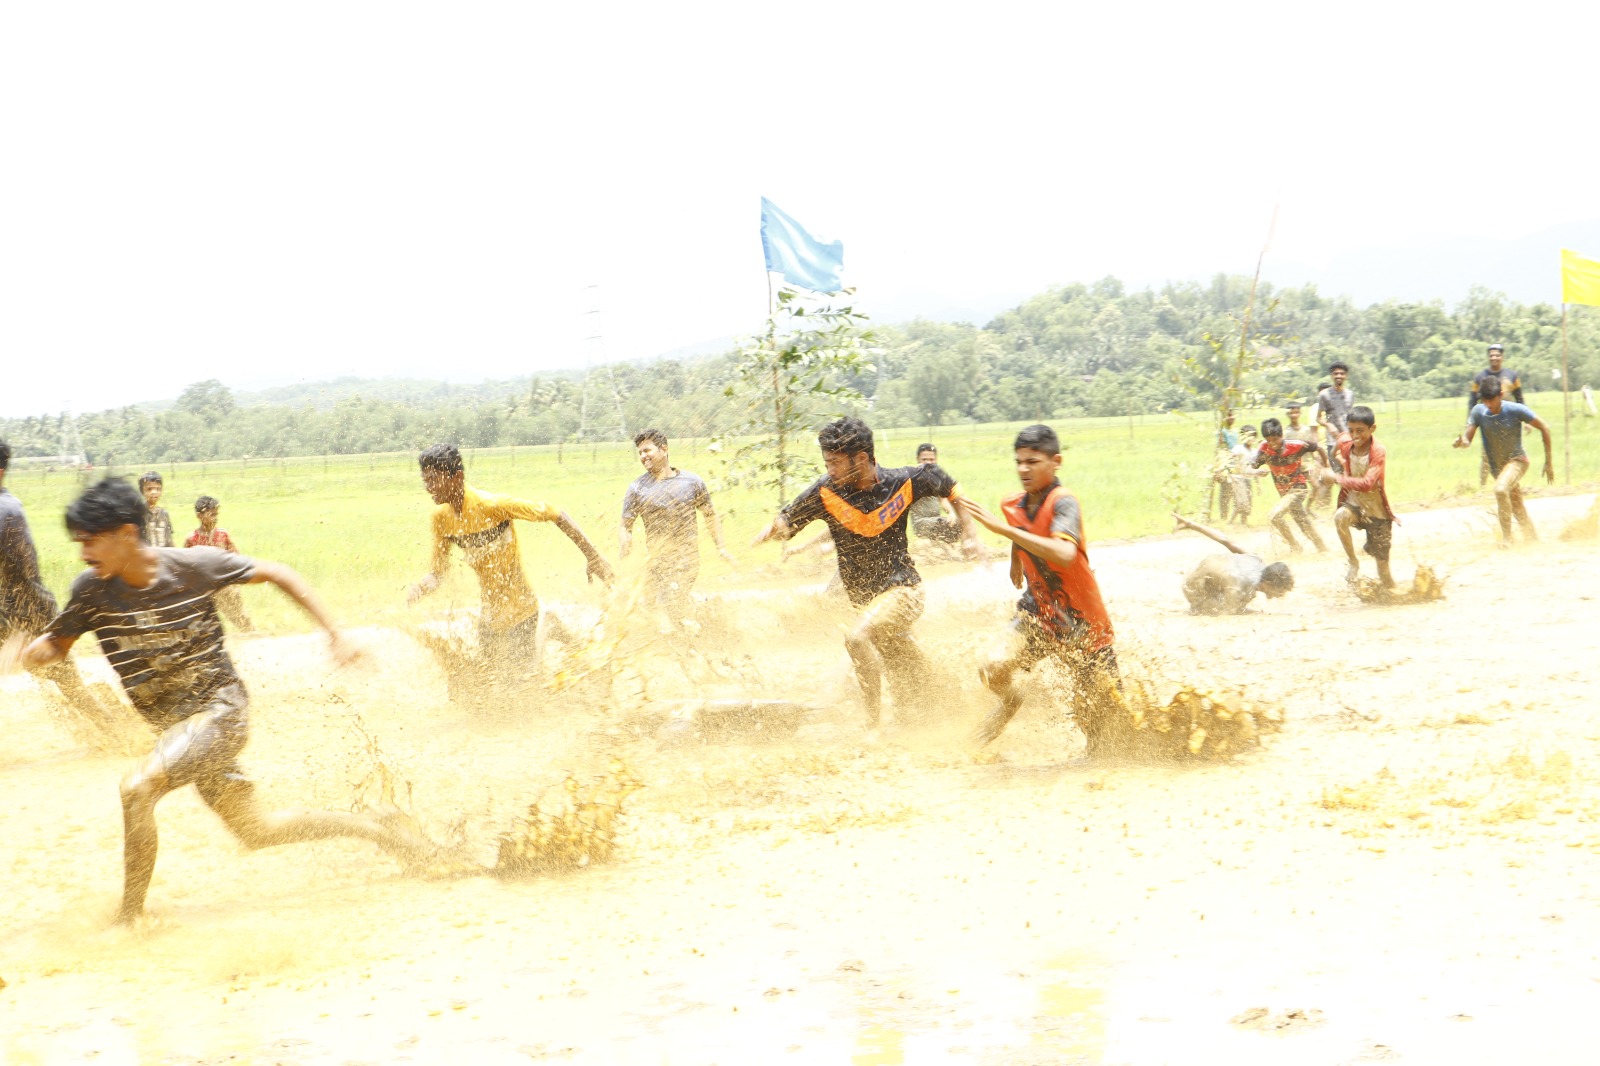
[431,486,559,631]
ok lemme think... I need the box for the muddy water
[4,494,1600,1064]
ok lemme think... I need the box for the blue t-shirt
[1469,402,1536,473]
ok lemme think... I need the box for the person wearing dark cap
[1468,344,1524,486]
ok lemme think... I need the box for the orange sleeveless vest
[1001,486,1114,651]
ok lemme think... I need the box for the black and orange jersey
[430,485,559,632]
[780,463,959,606]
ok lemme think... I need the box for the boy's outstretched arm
[2,630,78,674]
[554,512,615,586]
[956,497,1075,568]
[1531,416,1556,482]
[1171,512,1247,555]
[247,560,360,665]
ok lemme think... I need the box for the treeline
[5,275,1596,465]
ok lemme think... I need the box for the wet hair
[1260,561,1294,595]
[1258,418,1281,438]
[138,471,163,488]
[194,495,219,514]
[1478,376,1503,400]
[916,443,937,457]
[1013,424,1061,455]
[1240,425,1258,438]
[1348,405,1377,426]
[418,443,464,475]
[633,428,668,450]
[66,478,148,540]
[0,440,10,471]
[818,417,874,460]
[1328,361,1349,373]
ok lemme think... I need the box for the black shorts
[1340,504,1393,561]
[131,682,252,807]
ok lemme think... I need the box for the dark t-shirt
[145,506,174,548]
[47,547,255,720]
[780,463,958,605]
[1469,368,1523,412]
[0,488,58,635]
[622,469,710,559]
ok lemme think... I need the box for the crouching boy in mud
[955,425,1126,756]
[1,478,435,925]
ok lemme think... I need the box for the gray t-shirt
[1184,553,1265,615]
[1469,401,1536,474]
[1317,387,1354,439]
[0,487,58,635]
[622,469,710,556]
[47,547,254,719]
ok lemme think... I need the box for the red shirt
[185,527,239,552]
[1253,438,1317,495]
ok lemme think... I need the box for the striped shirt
[47,547,254,720]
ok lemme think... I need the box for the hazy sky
[4,2,1596,416]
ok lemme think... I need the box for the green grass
[10,391,1598,633]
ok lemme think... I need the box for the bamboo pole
[1562,303,1571,484]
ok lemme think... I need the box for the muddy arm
[1171,512,1247,555]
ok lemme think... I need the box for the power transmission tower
[577,285,628,443]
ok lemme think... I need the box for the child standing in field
[186,495,254,632]
[2,478,434,924]
[138,472,173,548]
[955,424,1125,755]
[1318,405,1397,587]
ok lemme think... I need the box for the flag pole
[1562,302,1571,484]
[766,270,774,318]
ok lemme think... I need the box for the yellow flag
[1562,248,1600,307]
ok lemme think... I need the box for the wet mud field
[4,495,1599,1065]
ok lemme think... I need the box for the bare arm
[554,512,614,586]
[1530,416,1555,482]
[1172,512,1248,555]
[247,560,360,664]
[4,631,79,674]
[956,497,1075,568]
[951,495,984,560]
[618,514,635,560]
[407,527,451,605]
[754,514,794,547]
[697,500,736,564]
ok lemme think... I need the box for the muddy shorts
[1339,504,1393,561]
[130,682,253,808]
[990,613,1119,682]
[480,614,541,676]
[646,557,700,618]
[855,584,925,642]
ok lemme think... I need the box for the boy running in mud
[619,429,734,627]
[185,495,254,631]
[1173,513,1295,614]
[1318,405,1398,585]
[955,425,1123,753]
[0,441,101,717]
[138,471,173,548]
[1467,344,1524,485]
[754,417,980,728]
[408,443,613,677]
[1453,376,1553,543]
[1252,417,1328,552]
[1,478,434,924]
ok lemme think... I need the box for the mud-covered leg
[1069,648,1132,759]
[844,627,886,728]
[116,755,174,923]
[975,622,1039,746]
[851,586,926,729]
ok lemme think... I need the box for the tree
[716,287,875,508]
[175,380,236,426]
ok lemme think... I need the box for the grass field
[9,391,1598,633]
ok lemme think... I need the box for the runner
[907,443,962,545]
[1467,343,1525,485]
[1,478,435,924]
[753,417,980,728]
[1318,405,1398,585]
[618,429,734,627]
[0,440,101,717]
[138,471,174,548]
[185,495,254,632]
[1452,377,1554,543]
[1252,417,1328,552]
[1285,400,1329,511]
[1173,514,1295,614]
[954,425,1122,753]
[407,443,613,680]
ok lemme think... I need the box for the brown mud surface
[3,494,1599,1065]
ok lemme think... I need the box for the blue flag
[760,197,844,293]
